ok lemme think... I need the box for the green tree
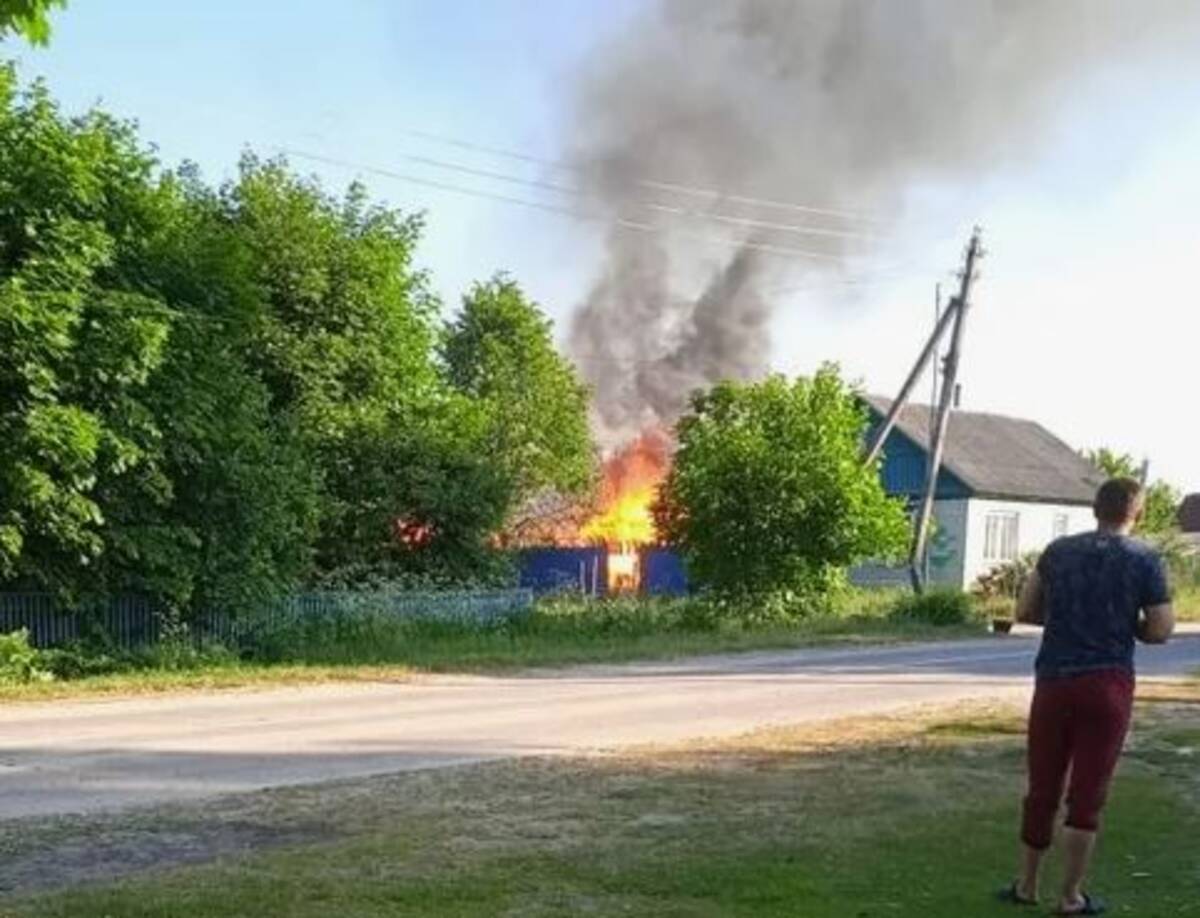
[0,0,65,44]
[108,177,322,608]
[1085,448,1180,535]
[442,276,594,508]
[0,70,320,607]
[0,70,172,597]
[657,366,909,602]
[220,157,513,581]
[314,395,513,581]
[0,67,542,603]
[222,157,441,422]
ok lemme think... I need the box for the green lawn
[4,684,1197,917]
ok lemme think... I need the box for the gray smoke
[566,0,1200,443]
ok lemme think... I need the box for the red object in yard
[394,517,434,549]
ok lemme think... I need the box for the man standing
[1000,478,1175,915]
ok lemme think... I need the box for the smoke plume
[565,0,1200,444]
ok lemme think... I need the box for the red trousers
[1021,669,1135,850]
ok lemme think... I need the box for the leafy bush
[657,368,909,600]
[36,636,238,680]
[530,595,722,636]
[38,644,126,680]
[0,630,53,684]
[701,582,845,625]
[242,594,731,666]
[1146,532,1198,584]
[972,552,1040,601]
[247,610,409,664]
[313,557,516,593]
[1158,539,1200,621]
[889,590,978,626]
[128,639,240,672]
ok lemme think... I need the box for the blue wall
[641,548,689,596]
[517,547,690,597]
[868,420,972,500]
[518,547,605,596]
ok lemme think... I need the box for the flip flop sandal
[996,881,1038,906]
[1056,893,1107,915]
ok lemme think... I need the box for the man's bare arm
[1015,570,1044,625]
[1137,602,1175,644]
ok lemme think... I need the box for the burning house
[518,428,687,597]
[518,0,1198,595]
[579,429,670,591]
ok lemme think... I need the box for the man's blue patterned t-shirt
[1034,531,1171,680]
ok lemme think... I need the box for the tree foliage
[0,67,588,607]
[0,0,65,44]
[656,366,909,601]
[1085,447,1180,535]
[0,71,323,607]
[216,158,516,582]
[443,276,594,506]
[0,68,172,597]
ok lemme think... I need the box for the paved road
[2,629,1197,820]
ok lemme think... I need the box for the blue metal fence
[0,589,534,650]
[519,547,607,596]
[640,549,689,596]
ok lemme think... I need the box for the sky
[11,0,1200,493]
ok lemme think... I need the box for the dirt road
[2,629,1197,820]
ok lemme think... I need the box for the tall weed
[0,630,54,684]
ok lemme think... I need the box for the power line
[277,146,875,243]
[278,149,844,263]
[766,274,917,296]
[650,202,873,242]
[392,126,887,225]
[32,293,764,374]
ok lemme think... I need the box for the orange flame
[580,485,657,546]
[581,428,672,592]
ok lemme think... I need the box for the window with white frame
[1052,513,1070,539]
[983,511,1020,561]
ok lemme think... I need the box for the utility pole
[909,228,983,593]
[922,284,941,587]
[930,283,941,446]
[862,300,958,466]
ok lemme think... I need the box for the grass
[1175,584,1200,622]
[2,681,1197,916]
[0,591,987,702]
[0,662,424,702]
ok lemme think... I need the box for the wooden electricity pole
[908,228,983,592]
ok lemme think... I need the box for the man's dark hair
[1094,477,1144,525]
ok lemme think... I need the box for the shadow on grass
[1136,693,1200,706]
[924,717,1025,738]
[5,694,1198,918]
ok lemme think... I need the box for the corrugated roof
[865,395,1103,505]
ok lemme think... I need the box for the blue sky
[12,1,1200,492]
[15,1,635,309]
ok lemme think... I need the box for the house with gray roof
[859,396,1104,589]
